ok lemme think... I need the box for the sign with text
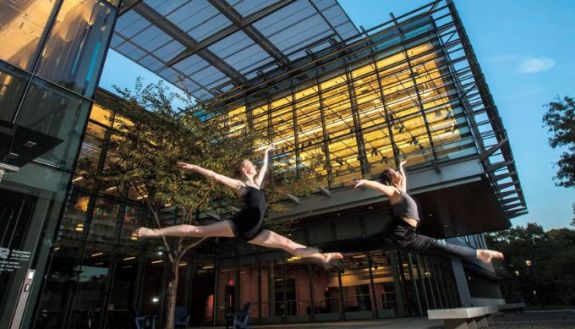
[0,248,31,273]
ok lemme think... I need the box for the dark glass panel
[0,164,71,329]
[15,78,91,170]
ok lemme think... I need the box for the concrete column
[451,258,472,307]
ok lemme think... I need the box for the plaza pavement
[195,309,575,329]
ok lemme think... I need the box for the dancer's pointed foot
[134,227,158,238]
[293,248,343,264]
[323,252,343,263]
[476,249,504,264]
[294,247,321,257]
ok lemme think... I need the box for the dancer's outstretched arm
[398,160,407,192]
[255,144,274,187]
[354,179,398,198]
[177,162,243,192]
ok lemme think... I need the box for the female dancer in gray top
[320,160,504,264]
[135,145,343,263]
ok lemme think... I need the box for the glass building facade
[0,0,526,328]
[27,90,466,328]
[0,1,118,328]
[222,22,476,189]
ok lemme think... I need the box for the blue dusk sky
[99,0,575,230]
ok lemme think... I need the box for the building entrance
[0,188,38,329]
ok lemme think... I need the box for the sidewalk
[196,317,442,329]
[194,310,575,329]
[491,309,575,329]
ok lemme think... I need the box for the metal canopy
[113,0,358,100]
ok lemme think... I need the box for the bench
[174,306,190,328]
[428,306,498,329]
[497,302,525,314]
[226,302,251,329]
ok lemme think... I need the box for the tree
[487,223,575,306]
[542,96,575,187]
[99,79,255,329]
[97,78,321,329]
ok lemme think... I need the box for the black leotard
[230,186,266,241]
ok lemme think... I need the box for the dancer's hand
[353,179,367,188]
[256,144,275,152]
[399,159,407,167]
[265,144,275,153]
[176,161,195,171]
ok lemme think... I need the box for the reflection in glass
[0,62,30,122]
[0,0,58,70]
[34,245,81,328]
[119,203,147,245]
[15,78,91,170]
[87,195,121,243]
[58,189,91,241]
[35,0,115,97]
[69,245,111,329]
[74,122,106,190]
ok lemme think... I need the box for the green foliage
[542,96,575,187]
[105,79,253,220]
[94,77,325,328]
[99,77,323,241]
[98,79,259,329]
[487,223,575,305]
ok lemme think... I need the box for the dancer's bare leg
[476,249,504,263]
[248,229,342,263]
[135,220,235,238]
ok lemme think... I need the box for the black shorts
[230,208,264,241]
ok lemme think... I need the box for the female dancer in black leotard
[135,145,342,263]
[319,160,504,264]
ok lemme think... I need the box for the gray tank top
[392,190,420,221]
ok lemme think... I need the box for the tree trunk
[164,265,179,329]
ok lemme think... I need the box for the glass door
[0,189,38,328]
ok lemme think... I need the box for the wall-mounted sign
[0,248,31,273]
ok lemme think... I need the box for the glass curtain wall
[207,211,462,325]
[31,87,465,327]
[222,17,477,191]
[32,97,160,329]
[34,93,225,329]
[0,1,117,328]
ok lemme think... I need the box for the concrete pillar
[451,258,472,307]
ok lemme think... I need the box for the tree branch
[131,182,175,263]
[196,183,216,209]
